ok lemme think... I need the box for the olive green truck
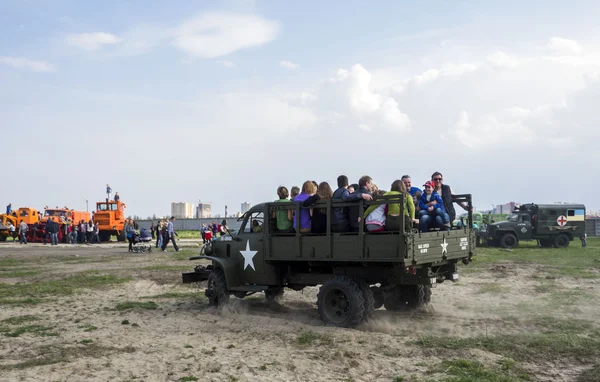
[183,194,476,328]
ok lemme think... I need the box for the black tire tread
[207,268,229,307]
[317,276,365,328]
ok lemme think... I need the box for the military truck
[183,194,476,328]
[486,203,586,249]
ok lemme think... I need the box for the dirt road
[0,245,598,382]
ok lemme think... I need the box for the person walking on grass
[19,220,28,244]
[161,216,179,252]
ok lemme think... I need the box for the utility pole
[82,197,88,212]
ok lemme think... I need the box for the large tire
[499,233,518,249]
[553,234,570,249]
[117,230,126,242]
[206,268,229,307]
[317,276,365,328]
[356,280,375,321]
[99,231,111,242]
[264,287,284,302]
[384,285,431,311]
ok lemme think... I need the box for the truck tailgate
[408,230,474,265]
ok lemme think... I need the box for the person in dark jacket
[332,175,373,232]
[346,175,375,232]
[302,181,334,233]
[431,171,471,226]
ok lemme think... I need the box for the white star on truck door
[441,238,448,254]
[240,240,257,271]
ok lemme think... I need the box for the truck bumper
[182,265,212,284]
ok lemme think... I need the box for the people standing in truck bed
[348,176,374,232]
[331,175,373,233]
[292,181,316,233]
[431,171,470,226]
[273,186,293,233]
[302,181,334,233]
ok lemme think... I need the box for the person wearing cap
[418,181,449,232]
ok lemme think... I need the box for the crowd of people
[14,218,102,245]
[269,172,471,234]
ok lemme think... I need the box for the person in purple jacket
[291,181,317,233]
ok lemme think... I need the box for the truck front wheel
[553,234,570,248]
[317,276,365,328]
[500,233,518,249]
[206,268,230,307]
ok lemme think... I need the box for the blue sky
[2,0,600,217]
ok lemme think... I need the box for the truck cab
[184,194,476,328]
[94,200,126,241]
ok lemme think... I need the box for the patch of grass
[0,268,41,278]
[179,376,199,382]
[0,297,43,306]
[432,359,532,382]
[2,315,40,325]
[184,344,193,348]
[169,249,199,261]
[1,324,56,337]
[578,363,600,382]
[296,331,334,346]
[418,331,600,362]
[0,273,130,301]
[392,377,405,382]
[142,291,203,300]
[227,376,240,382]
[79,339,93,344]
[0,344,136,371]
[142,265,192,271]
[476,282,510,294]
[83,325,98,332]
[0,258,29,267]
[115,301,158,311]
[472,238,600,279]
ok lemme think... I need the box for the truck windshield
[506,214,518,222]
[97,203,118,211]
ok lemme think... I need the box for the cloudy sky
[2,0,600,218]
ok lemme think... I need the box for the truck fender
[201,256,240,289]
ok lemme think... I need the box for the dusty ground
[0,243,599,382]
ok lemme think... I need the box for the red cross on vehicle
[557,215,567,226]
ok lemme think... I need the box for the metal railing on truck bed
[263,193,475,266]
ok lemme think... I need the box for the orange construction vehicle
[0,207,41,241]
[94,199,127,242]
[38,207,91,243]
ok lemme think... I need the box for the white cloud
[289,64,411,132]
[222,60,236,68]
[412,62,478,85]
[280,60,299,70]
[66,32,122,50]
[548,37,583,55]
[487,51,520,68]
[0,56,55,72]
[173,12,279,58]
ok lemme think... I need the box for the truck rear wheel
[356,280,375,321]
[99,232,111,242]
[554,234,570,248]
[117,230,126,242]
[384,285,431,311]
[265,287,284,302]
[317,276,365,328]
[206,268,229,307]
[500,233,518,249]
